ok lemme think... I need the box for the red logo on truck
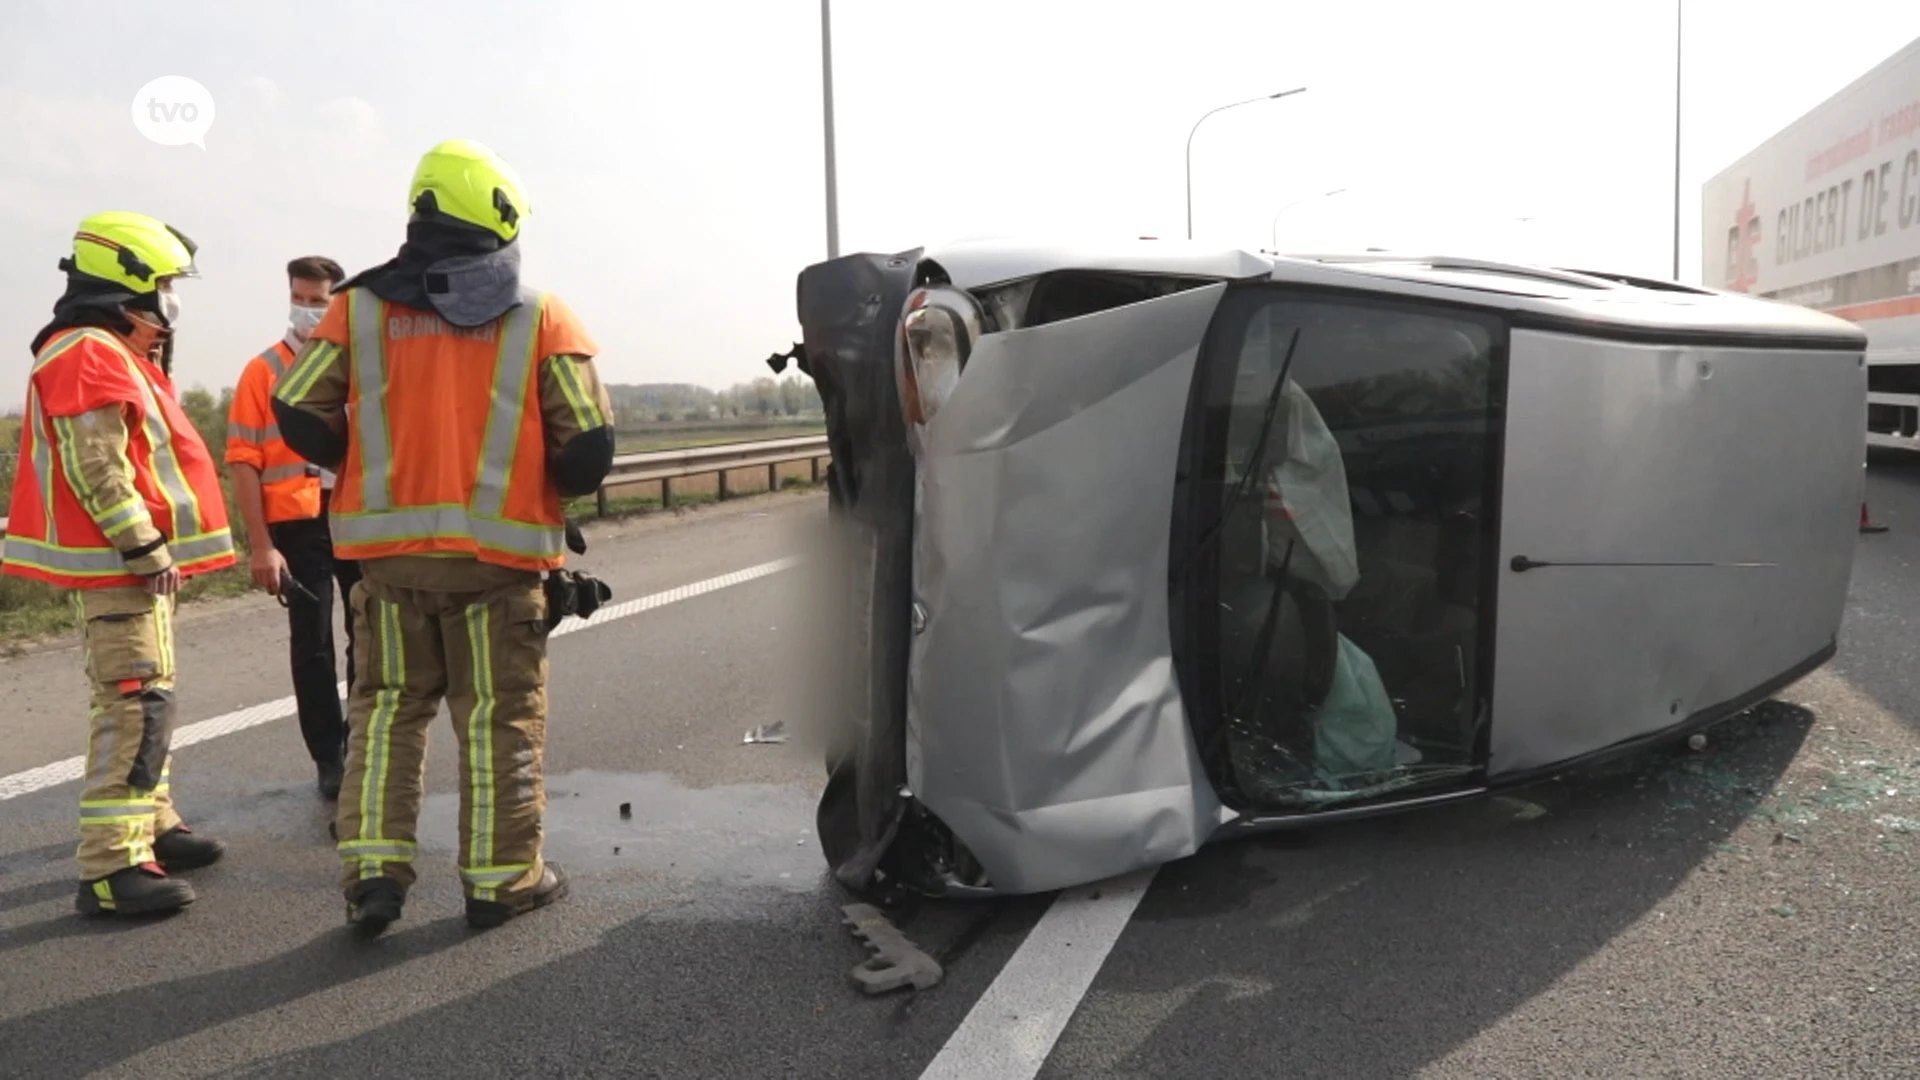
[1726,180,1762,293]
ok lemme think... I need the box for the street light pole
[1186,86,1306,240]
[822,0,840,259]
[1270,187,1348,250]
[1671,0,1682,281]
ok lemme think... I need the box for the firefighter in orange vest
[225,255,363,801]
[1,211,236,917]
[273,139,615,937]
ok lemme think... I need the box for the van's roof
[919,237,1869,349]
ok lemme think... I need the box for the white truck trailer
[1702,36,1920,448]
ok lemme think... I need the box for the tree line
[609,375,823,425]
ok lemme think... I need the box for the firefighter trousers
[74,587,184,881]
[334,571,551,903]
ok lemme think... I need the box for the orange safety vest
[2,327,237,589]
[318,286,593,572]
[225,340,322,524]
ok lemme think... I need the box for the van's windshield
[1177,286,1506,813]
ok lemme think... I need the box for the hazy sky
[4,0,1919,407]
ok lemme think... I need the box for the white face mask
[158,290,181,326]
[289,303,326,338]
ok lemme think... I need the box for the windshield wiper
[1184,325,1303,570]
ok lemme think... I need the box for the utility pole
[1672,0,1683,281]
[822,0,840,259]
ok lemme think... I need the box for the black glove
[543,569,612,631]
[565,520,587,556]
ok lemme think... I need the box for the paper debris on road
[743,720,788,745]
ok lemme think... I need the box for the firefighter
[1,211,236,916]
[273,138,616,936]
[225,255,363,801]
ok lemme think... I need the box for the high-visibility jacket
[2,326,237,589]
[290,286,597,572]
[225,339,322,524]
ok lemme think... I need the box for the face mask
[289,303,326,337]
[158,290,181,326]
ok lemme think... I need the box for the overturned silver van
[775,239,1868,902]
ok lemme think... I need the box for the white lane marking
[919,867,1158,1080]
[0,556,802,802]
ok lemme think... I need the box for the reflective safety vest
[225,340,322,524]
[2,327,237,589]
[323,287,570,572]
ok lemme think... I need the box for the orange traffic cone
[1861,502,1889,534]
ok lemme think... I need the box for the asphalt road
[1,472,1917,1079]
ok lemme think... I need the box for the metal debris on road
[841,902,943,995]
[743,720,789,745]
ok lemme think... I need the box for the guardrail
[590,434,833,515]
[0,436,833,544]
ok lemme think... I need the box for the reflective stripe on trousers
[334,574,550,900]
[75,589,183,880]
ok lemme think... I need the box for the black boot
[466,862,570,930]
[76,863,195,916]
[153,825,226,872]
[347,876,406,938]
[316,759,344,801]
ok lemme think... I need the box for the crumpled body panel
[907,284,1231,895]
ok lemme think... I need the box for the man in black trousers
[225,255,363,800]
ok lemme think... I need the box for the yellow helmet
[65,210,199,294]
[408,138,531,243]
